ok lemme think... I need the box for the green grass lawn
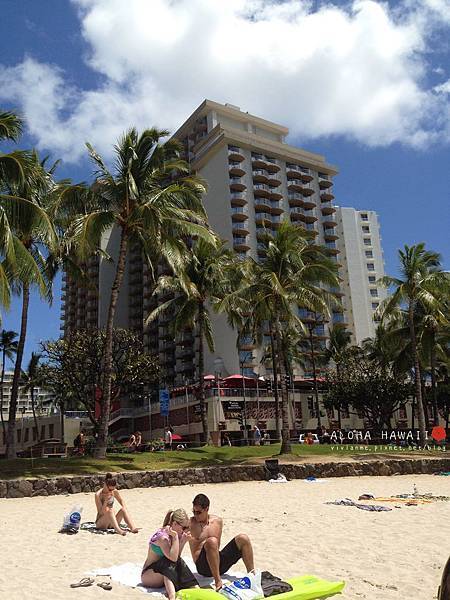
[0,442,443,480]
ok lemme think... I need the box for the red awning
[172,433,182,441]
[223,374,254,381]
[204,374,216,380]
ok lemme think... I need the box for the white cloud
[0,0,449,162]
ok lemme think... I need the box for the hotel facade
[60,100,391,440]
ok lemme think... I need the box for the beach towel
[434,471,450,476]
[325,498,392,512]
[91,557,244,596]
[80,522,131,534]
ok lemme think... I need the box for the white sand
[0,474,448,600]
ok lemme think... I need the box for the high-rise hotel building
[61,100,384,385]
[335,207,387,344]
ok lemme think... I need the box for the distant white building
[335,207,387,344]
[0,370,55,416]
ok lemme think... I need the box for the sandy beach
[0,474,448,600]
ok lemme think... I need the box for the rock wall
[1,457,449,498]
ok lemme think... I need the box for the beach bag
[219,570,263,600]
[261,571,293,597]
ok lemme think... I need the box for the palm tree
[68,128,212,458]
[20,352,42,442]
[0,110,22,141]
[1,152,57,458]
[0,329,18,438]
[148,238,234,443]
[378,243,450,446]
[222,222,339,454]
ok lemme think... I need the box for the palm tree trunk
[94,228,128,459]
[0,351,6,439]
[430,333,439,426]
[268,323,280,440]
[336,363,342,429]
[308,325,321,428]
[197,303,208,444]
[31,386,40,443]
[274,323,291,454]
[6,285,30,459]
[409,304,426,446]
[60,403,65,444]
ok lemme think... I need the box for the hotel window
[361,213,368,221]
[24,428,29,443]
[307,397,318,418]
[370,289,379,297]
[362,226,370,233]
[368,276,376,283]
[367,263,375,271]
[372,302,379,310]
[365,250,373,258]
[364,238,372,245]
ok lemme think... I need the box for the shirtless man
[188,493,255,591]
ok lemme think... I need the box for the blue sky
[0,0,449,367]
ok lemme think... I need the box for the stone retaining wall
[1,457,449,499]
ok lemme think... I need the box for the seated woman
[141,508,197,599]
[95,473,139,535]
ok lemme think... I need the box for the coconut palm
[65,128,212,457]
[0,110,22,141]
[147,238,234,443]
[20,352,42,442]
[1,152,57,458]
[0,329,18,437]
[220,222,339,454]
[378,243,450,445]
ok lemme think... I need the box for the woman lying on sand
[141,508,197,600]
[95,473,139,535]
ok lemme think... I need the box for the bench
[33,443,68,458]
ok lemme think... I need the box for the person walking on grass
[189,493,255,591]
[95,473,139,535]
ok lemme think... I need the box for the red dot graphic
[431,426,446,442]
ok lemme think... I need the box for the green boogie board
[177,574,345,600]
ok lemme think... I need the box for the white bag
[219,571,263,600]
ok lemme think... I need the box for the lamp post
[183,377,190,436]
[213,357,224,444]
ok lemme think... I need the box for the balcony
[229,176,246,191]
[302,197,316,209]
[271,215,282,228]
[323,227,338,240]
[267,172,282,186]
[303,211,317,224]
[298,308,316,321]
[231,206,248,221]
[320,190,335,202]
[322,215,337,227]
[332,313,346,324]
[254,196,272,210]
[287,179,303,192]
[229,161,245,177]
[318,173,333,189]
[176,347,195,359]
[269,187,283,200]
[300,184,315,197]
[286,163,301,177]
[256,227,273,241]
[230,192,247,206]
[290,207,303,221]
[232,221,250,234]
[252,169,269,183]
[253,183,271,197]
[251,153,267,168]
[321,202,336,215]
[325,241,339,255]
[257,242,267,254]
[265,157,280,173]
[299,167,313,183]
[255,212,272,225]
[233,236,251,251]
[288,193,303,207]
[270,200,283,214]
[228,146,245,162]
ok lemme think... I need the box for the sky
[0,0,449,367]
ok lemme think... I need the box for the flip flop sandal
[97,582,112,591]
[70,577,94,588]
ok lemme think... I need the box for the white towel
[91,557,244,595]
